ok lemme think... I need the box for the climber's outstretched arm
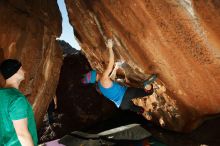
[103,39,114,78]
[100,39,114,87]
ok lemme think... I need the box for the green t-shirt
[0,88,38,146]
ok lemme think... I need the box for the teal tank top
[98,81,127,107]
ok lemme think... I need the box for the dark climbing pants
[120,87,150,113]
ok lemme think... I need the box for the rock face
[0,0,63,127]
[65,0,220,132]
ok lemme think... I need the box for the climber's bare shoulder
[99,75,113,88]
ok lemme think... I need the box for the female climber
[81,39,157,114]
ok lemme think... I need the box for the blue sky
[57,0,81,50]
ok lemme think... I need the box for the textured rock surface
[0,0,62,127]
[65,0,220,132]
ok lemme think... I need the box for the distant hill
[57,40,79,56]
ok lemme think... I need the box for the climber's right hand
[106,39,113,49]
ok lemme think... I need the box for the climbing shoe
[144,74,157,87]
